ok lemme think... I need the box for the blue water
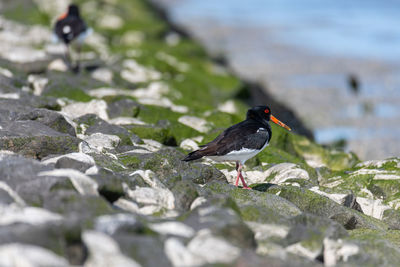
[172,0,400,62]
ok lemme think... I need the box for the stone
[42,152,95,173]
[38,169,99,196]
[149,221,195,238]
[106,98,141,119]
[80,133,121,152]
[16,108,76,137]
[62,100,109,121]
[0,206,63,226]
[178,115,211,133]
[0,243,69,267]
[82,230,141,267]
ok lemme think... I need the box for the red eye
[264,109,269,114]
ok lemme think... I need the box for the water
[157,0,400,159]
[171,0,400,62]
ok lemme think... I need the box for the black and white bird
[54,4,90,71]
[183,106,291,189]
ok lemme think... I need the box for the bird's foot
[242,186,252,190]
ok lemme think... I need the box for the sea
[154,0,400,160]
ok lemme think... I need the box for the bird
[54,4,90,72]
[183,106,291,189]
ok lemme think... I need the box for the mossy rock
[265,185,387,231]
[204,181,302,224]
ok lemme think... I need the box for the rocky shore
[0,0,400,266]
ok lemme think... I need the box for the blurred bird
[348,73,360,95]
[183,106,291,189]
[54,4,90,72]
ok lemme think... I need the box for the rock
[38,169,99,196]
[94,213,142,235]
[75,114,133,145]
[170,180,199,211]
[80,133,121,152]
[187,229,242,264]
[107,98,141,119]
[283,213,348,260]
[323,238,359,267]
[91,68,114,83]
[265,163,310,184]
[0,243,69,267]
[62,100,109,121]
[205,182,302,224]
[16,108,76,137]
[42,152,95,173]
[0,204,63,227]
[0,120,80,159]
[82,230,141,267]
[27,74,48,96]
[121,59,161,83]
[266,185,387,230]
[382,209,400,230]
[178,115,211,133]
[149,221,195,238]
[119,148,227,188]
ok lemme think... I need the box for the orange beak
[270,115,291,131]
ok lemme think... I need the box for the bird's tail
[182,150,204,162]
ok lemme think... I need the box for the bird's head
[247,106,291,131]
[68,4,80,17]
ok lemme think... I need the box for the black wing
[55,16,87,44]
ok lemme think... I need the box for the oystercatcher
[54,4,89,72]
[183,106,291,189]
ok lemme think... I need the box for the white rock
[129,170,165,189]
[149,222,195,238]
[41,152,95,166]
[62,99,109,120]
[187,229,241,264]
[0,243,69,267]
[38,169,99,196]
[0,93,19,99]
[121,31,145,45]
[180,138,200,151]
[286,242,321,260]
[190,197,208,210]
[95,213,137,235]
[109,117,146,125]
[217,100,237,114]
[1,47,47,63]
[356,159,398,168]
[82,231,141,267]
[121,59,161,83]
[98,13,124,29]
[323,238,359,267]
[265,163,310,184]
[0,67,13,78]
[0,205,62,226]
[126,186,175,210]
[48,58,69,71]
[86,165,99,175]
[373,174,400,180]
[0,181,25,206]
[27,74,48,96]
[355,197,391,220]
[80,133,121,151]
[91,68,114,83]
[165,238,204,267]
[246,222,289,241]
[178,116,211,133]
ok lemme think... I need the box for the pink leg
[235,162,240,186]
[236,162,251,190]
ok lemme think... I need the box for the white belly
[208,143,268,164]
